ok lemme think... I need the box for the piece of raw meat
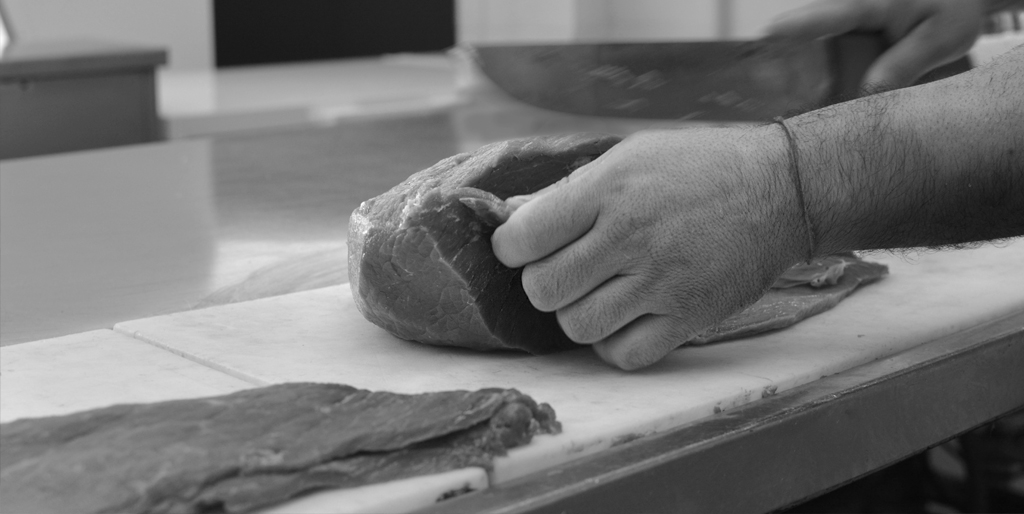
[348,134,622,353]
[690,254,888,344]
[0,383,560,514]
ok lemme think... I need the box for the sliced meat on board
[0,383,560,514]
[691,256,889,344]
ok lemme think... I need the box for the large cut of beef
[349,135,888,354]
[0,383,560,514]
[348,134,622,353]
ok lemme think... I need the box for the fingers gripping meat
[347,134,622,353]
[349,132,888,361]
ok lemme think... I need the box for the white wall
[3,0,213,69]
[457,0,719,43]
[3,1,819,67]
[457,0,579,43]
[577,0,720,41]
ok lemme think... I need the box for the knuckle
[523,251,591,312]
[556,309,588,343]
[607,208,649,236]
[510,231,547,267]
[560,277,645,344]
[557,301,604,344]
[521,265,557,311]
[518,227,551,261]
[522,262,578,312]
[598,221,651,272]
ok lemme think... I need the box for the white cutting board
[0,329,253,423]
[115,241,1024,486]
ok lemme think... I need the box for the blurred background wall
[2,0,213,69]
[2,0,822,71]
[213,0,455,67]
[3,0,1020,71]
[455,0,816,43]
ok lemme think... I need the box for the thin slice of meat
[690,258,889,344]
[0,383,560,514]
[771,254,859,289]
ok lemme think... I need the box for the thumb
[504,175,571,212]
[492,167,601,269]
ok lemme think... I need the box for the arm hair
[786,45,1024,254]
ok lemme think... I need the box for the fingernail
[505,194,535,211]
[506,176,571,212]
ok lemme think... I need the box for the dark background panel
[214,0,455,67]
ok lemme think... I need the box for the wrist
[782,96,898,255]
[771,118,819,262]
[785,88,924,253]
[736,125,812,269]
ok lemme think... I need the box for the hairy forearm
[786,45,1024,254]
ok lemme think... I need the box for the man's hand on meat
[493,46,1024,370]
[492,129,806,370]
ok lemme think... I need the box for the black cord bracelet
[773,116,816,263]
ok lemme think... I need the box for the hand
[766,0,987,89]
[492,127,807,370]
